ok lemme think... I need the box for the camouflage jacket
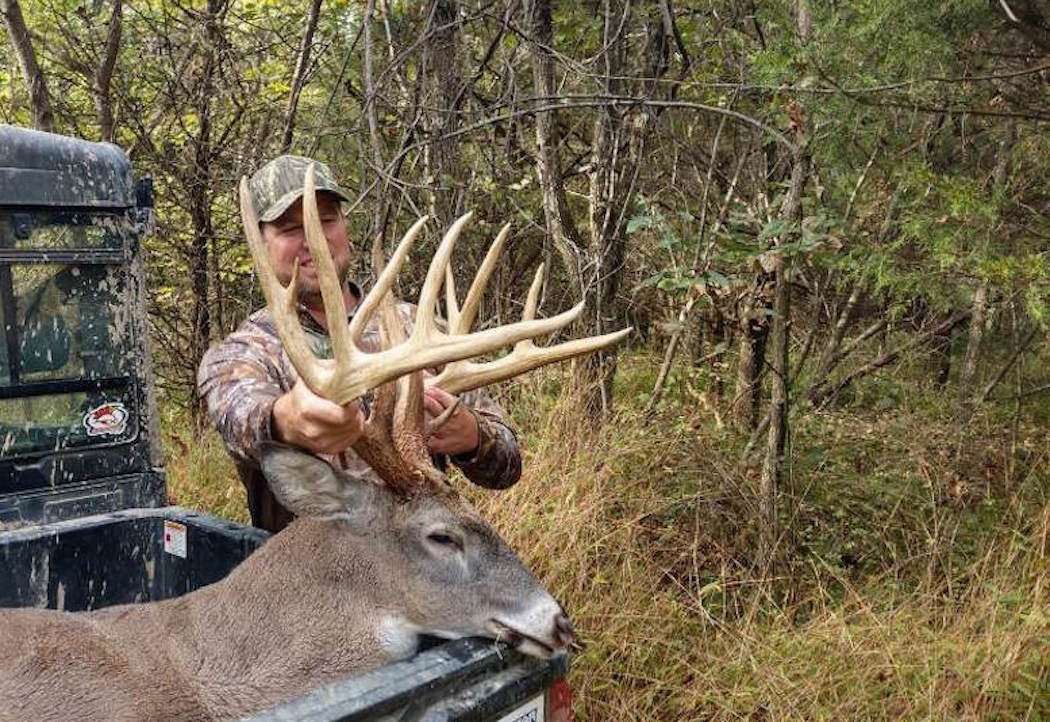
[197,283,522,532]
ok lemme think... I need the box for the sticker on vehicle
[496,695,544,722]
[83,402,129,436]
[164,520,187,558]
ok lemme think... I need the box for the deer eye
[426,531,463,551]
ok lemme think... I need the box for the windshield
[0,210,138,457]
[0,210,124,251]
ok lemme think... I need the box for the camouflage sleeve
[450,390,522,490]
[196,326,285,464]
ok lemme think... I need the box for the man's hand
[424,386,480,456]
[272,379,365,455]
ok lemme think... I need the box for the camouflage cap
[248,155,351,223]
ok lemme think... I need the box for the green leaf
[627,215,654,234]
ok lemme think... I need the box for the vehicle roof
[0,125,134,209]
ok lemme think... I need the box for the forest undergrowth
[164,353,1049,721]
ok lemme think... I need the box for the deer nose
[553,612,576,649]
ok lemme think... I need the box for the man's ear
[260,443,365,519]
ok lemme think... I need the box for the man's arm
[198,324,364,461]
[197,331,285,463]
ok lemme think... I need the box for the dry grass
[163,426,249,524]
[165,358,1049,721]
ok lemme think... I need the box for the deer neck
[184,517,411,698]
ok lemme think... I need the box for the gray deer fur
[0,445,572,721]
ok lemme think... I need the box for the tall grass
[165,354,1049,720]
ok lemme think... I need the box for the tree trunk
[703,304,728,399]
[644,295,698,417]
[810,283,862,386]
[187,0,226,420]
[577,83,627,417]
[958,126,1013,419]
[422,0,465,226]
[733,274,772,429]
[2,0,54,131]
[280,0,324,153]
[757,0,811,571]
[757,149,809,569]
[575,0,666,419]
[529,0,585,291]
[956,281,989,418]
[94,0,122,143]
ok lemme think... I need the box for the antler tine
[428,261,633,395]
[517,262,544,341]
[238,177,329,391]
[444,264,461,331]
[350,216,428,343]
[414,212,473,338]
[430,327,633,395]
[458,222,511,334]
[301,166,353,367]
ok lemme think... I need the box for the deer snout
[488,594,575,659]
[553,612,576,650]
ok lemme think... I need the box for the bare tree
[757,148,807,568]
[280,0,324,154]
[422,0,466,226]
[94,0,122,143]
[957,125,1015,419]
[755,0,812,569]
[186,0,230,417]
[529,0,585,287]
[2,0,54,131]
[575,0,669,418]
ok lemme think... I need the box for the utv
[0,125,571,722]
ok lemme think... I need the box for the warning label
[163,520,187,558]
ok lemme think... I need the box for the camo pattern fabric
[198,289,522,532]
[248,154,351,222]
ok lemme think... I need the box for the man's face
[261,192,350,303]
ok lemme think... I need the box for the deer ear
[260,443,363,518]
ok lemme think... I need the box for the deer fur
[0,446,572,721]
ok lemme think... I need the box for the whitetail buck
[0,168,628,721]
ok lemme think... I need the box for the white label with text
[163,521,187,558]
[496,695,544,722]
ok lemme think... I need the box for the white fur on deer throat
[376,614,422,659]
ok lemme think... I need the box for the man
[198,155,521,532]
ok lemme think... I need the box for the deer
[0,168,629,722]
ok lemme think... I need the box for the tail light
[546,677,574,722]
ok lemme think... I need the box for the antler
[431,232,631,394]
[240,171,596,406]
[239,165,629,494]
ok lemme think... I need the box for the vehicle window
[0,211,123,250]
[0,386,137,456]
[10,263,132,383]
[0,208,138,459]
[0,297,8,386]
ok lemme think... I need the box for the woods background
[2,0,1049,719]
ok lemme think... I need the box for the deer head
[238,166,629,657]
[259,443,573,658]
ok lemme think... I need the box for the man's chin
[277,265,349,306]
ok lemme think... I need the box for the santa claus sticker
[83,402,130,437]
